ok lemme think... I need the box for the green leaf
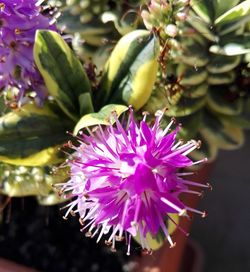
[73,104,128,135]
[113,11,140,35]
[201,111,244,150]
[58,10,113,43]
[209,43,250,56]
[165,96,206,117]
[217,114,250,129]
[0,164,69,198]
[207,55,241,73]
[0,96,6,115]
[0,103,71,166]
[144,88,206,117]
[207,71,236,84]
[37,193,66,206]
[78,93,94,116]
[177,111,203,140]
[191,131,218,162]
[133,214,179,250]
[218,16,250,35]
[97,30,159,111]
[213,0,240,19]
[186,11,218,42]
[176,40,209,67]
[215,0,250,25]
[215,98,250,129]
[34,30,92,121]
[191,0,214,23]
[177,64,208,86]
[182,84,208,98]
[207,89,243,115]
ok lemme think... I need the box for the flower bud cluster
[141,0,190,39]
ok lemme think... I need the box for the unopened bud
[148,1,161,15]
[165,24,178,37]
[176,11,188,21]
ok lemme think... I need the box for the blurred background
[192,131,250,272]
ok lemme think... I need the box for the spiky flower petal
[60,108,208,255]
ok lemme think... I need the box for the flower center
[10,41,17,50]
[15,28,22,35]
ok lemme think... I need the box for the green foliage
[145,0,250,160]
[97,30,159,110]
[34,30,93,121]
[0,163,68,201]
[55,0,142,65]
[74,104,128,135]
[0,103,72,166]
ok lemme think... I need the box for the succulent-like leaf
[37,193,66,206]
[58,10,113,38]
[0,164,68,198]
[34,30,93,121]
[177,111,203,140]
[209,34,250,56]
[186,11,218,42]
[0,96,6,115]
[217,113,250,129]
[201,112,244,150]
[207,90,243,115]
[218,16,250,35]
[191,131,218,162]
[207,55,241,73]
[97,30,159,110]
[177,65,208,85]
[164,96,206,117]
[191,0,214,23]
[133,214,179,250]
[176,41,209,67]
[74,104,128,135]
[182,84,208,98]
[0,103,71,166]
[215,0,250,25]
[207,71,236,84]
[213,0,240,19]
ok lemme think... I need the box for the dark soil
[0,197,138,272]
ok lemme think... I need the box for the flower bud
[165,24,178,37]
[176,11,188,21]
[148,1,161,15]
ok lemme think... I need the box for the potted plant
[0,0,249,271]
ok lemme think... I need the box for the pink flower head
[60,108,209,255]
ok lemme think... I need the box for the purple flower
[60,108,209,255]
[0,0,56,105]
